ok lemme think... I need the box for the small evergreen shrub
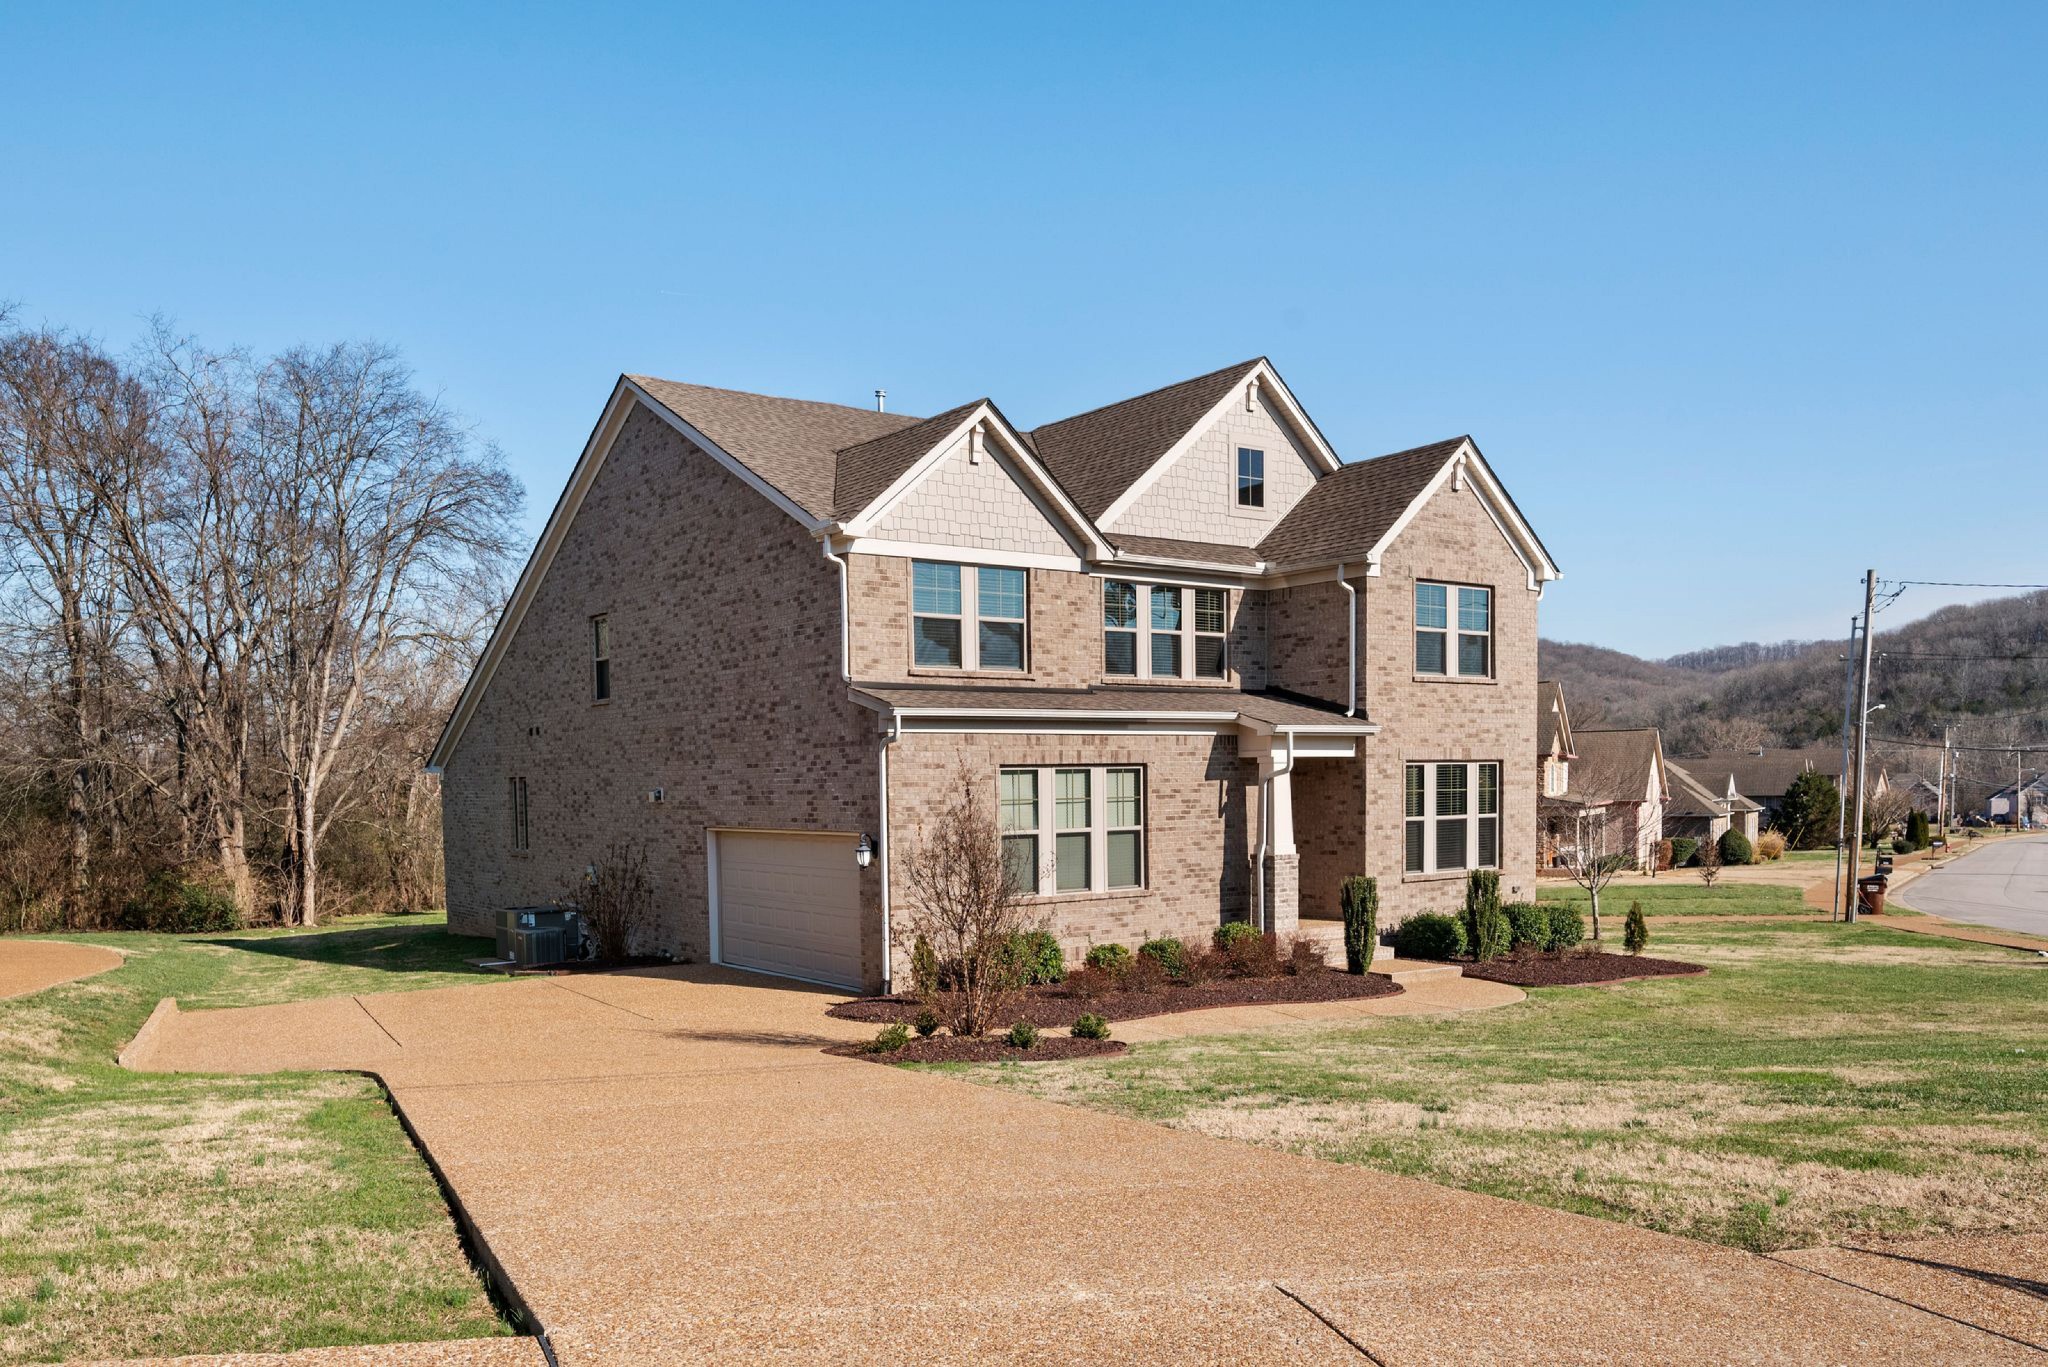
[1668,837,1699,869]
[913,1008,940,1038]
[870,1023,911,1054]
[1213,921,1262,952]
[1892,838,1913,854]
[118,873,242,934]
[910,933,940,998]
[1138,936,1189,979]
[1549,903,1586,950]
[1469,904,1511,962]
[1718,829,1754,867]
[998,930,1064,985]
[1339,875,1378,974]
[1906,810,1931,850]
[1392,912,1467,961]
[1071,1013,1110,1040]
[1623,901,1649,955]
[1006,1020,1040,1049]
[1084,942,1133,978]
[1505,901,1550,951]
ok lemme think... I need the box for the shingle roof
[629,376,919,522]
[1105,533,1263,567]
[1537,680,1573,758]
[1025,360,1264,520]
[850,683,1374,732]
[1255,437,1466,568]
[1681,747,1846,802]
[1663,760,1729,820]
[1567,728,1664,806]
[831,399,988,520]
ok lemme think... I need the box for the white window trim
[1233,445,1266,511]
[1415,580,1494,679]
[1000,764,1145,896]
[591,614,611,701]
[1404,761,1501,875]
[1103,580,1230,681]
[912,561,1028,673]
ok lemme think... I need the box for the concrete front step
[1291,922,1465,985]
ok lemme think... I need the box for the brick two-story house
[430,359,1560,991]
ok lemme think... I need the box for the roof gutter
[819,537,851,683]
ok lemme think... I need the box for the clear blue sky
[5,2,2042,657]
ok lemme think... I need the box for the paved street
[1891,834,2048,937]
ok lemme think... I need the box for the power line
[1871,735,2048,752]
[1876,652,2048,662]
[1885,580,2048,591]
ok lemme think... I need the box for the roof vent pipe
[874,389,886,413]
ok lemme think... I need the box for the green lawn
[968,922,2048,1253]
[0,915,512,1365]
[1538,881,1813,917]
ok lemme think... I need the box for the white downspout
[820,539,851,682]
[878,713,900,993]
[1338,562,1357,717]
[1252,729,1296,932]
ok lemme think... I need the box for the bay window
[913,560,1027,672]
[1415,582,1492,678]
[1103,580,1229,680]
[999,765,1145,894]
[1404,761,1500,874]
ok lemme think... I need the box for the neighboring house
[1537,680,1575,800]
[1680,746,1872,828]
[1543,726,1668,870]
[1985,774,2048,827]
[430,358,1560,991]
[1663,760,1762,848]
[1895,774,1943,818]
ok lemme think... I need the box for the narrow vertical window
[1194,588,1229,679]
[508,777,529,852]
[1414,583,1447,675]
[1106,768,1144,888]
[1458,587,1492,678]
[912,561,964,668]
[999,769,1038,894]
[1149,586,1182,678]
[1435,762,1469,870]
[1054,768,1091,892]
[1236,447,1264,507]
[1477,762,1501,868]
[977,567,1027,671]
[1404,765,1426,873]
[1103,581,1138,676]
[591,615,611,701]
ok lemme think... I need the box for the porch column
[1260,755,1300,934]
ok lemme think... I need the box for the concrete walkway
[1,938,123,999]
[121,966,2037,1364]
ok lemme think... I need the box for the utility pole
[1831,616,1859,920]
[1936,725,1951,839]
[1845,569,1878,923]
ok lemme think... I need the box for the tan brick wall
[440,402,888,984]
[882,730,1255,973]
[1108,397,1321,545]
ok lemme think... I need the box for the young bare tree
[897,768,1044,1035]
[563,841,654,961]
[1541,798,1620,941]
[1696,829,1723,886]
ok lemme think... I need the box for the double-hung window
[1404,761,1500,874]
[590,615,611,701]
[1103,581,1229,679]
[912,561,1026,672]
[508,777,529,852]
[1236,447,1264,507]
[1415,582,1492,678]
[999,765,1145,894]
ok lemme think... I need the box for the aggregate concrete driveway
[126,967,2038,1364]
[1892,833,2048,937]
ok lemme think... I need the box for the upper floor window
[1236,447,1264,507]
[508,776,530,852]
[591,615,612,700]
[1415,582,1491,678]
[1405,761,1499,874]
[1000,764,1145,895]
[1104,581,1228,680]
[913,561,1027,672]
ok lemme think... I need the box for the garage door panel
[716,832,862,988]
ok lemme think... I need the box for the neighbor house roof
[1566,728,1666,807]
[1537,680,1574,759]
[1023,359,1264,520]
[849,683,1376,733]
[1681,747,1848,803]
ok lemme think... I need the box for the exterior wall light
[855,834,875,869]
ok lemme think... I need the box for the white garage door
[713,831,863,989]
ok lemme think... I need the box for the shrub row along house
[430,359,1560,991]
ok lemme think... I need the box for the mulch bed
[827,1035,1129,1065]
[826,967,1402,1028]
[1459,948,1706,987]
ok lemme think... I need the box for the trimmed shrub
[1755,830,1787,862]
[869,1023,911,1054]
[913,1008,940,1038]
[1071,1013,1110,1040]
[1718,829,1753,867]
[1213,922,1262,953]
[1549,903,1586,950]
[1623,901,1649,955]
[998,930,1064,985]
[1339,875,1378,974]
[1006,1020,1040,1049]
[1505,901,1550,952]
[1469,904,1510,962]
[1892,838,1913,855]
[909,933,940,998]
[1285,934,1328,975]
[1906,810,1931,851]
[1062,965,1110,999]
[1177,948,1223,985]
[1668,836,1699,869]
[1138,936,1189,979]
[1392,912,1466,961]
[1655,838,1675,872]
[1121,951,1171,994]
[117,873,242,934]
[1083,942,1133,978]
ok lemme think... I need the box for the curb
[116,995,179,1068]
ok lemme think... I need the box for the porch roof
[849,683,1377,734]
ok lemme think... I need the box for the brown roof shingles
[1256,436,1466,568]
[1025,360,1264,520]
[830,399,989,520]
[1105,533,1263,567]
[1566,727,1664,807]
[851,683,1374,731]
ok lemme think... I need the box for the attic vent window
[1236,447,1264,508]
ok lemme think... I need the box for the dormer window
[1236,447,1265,507]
